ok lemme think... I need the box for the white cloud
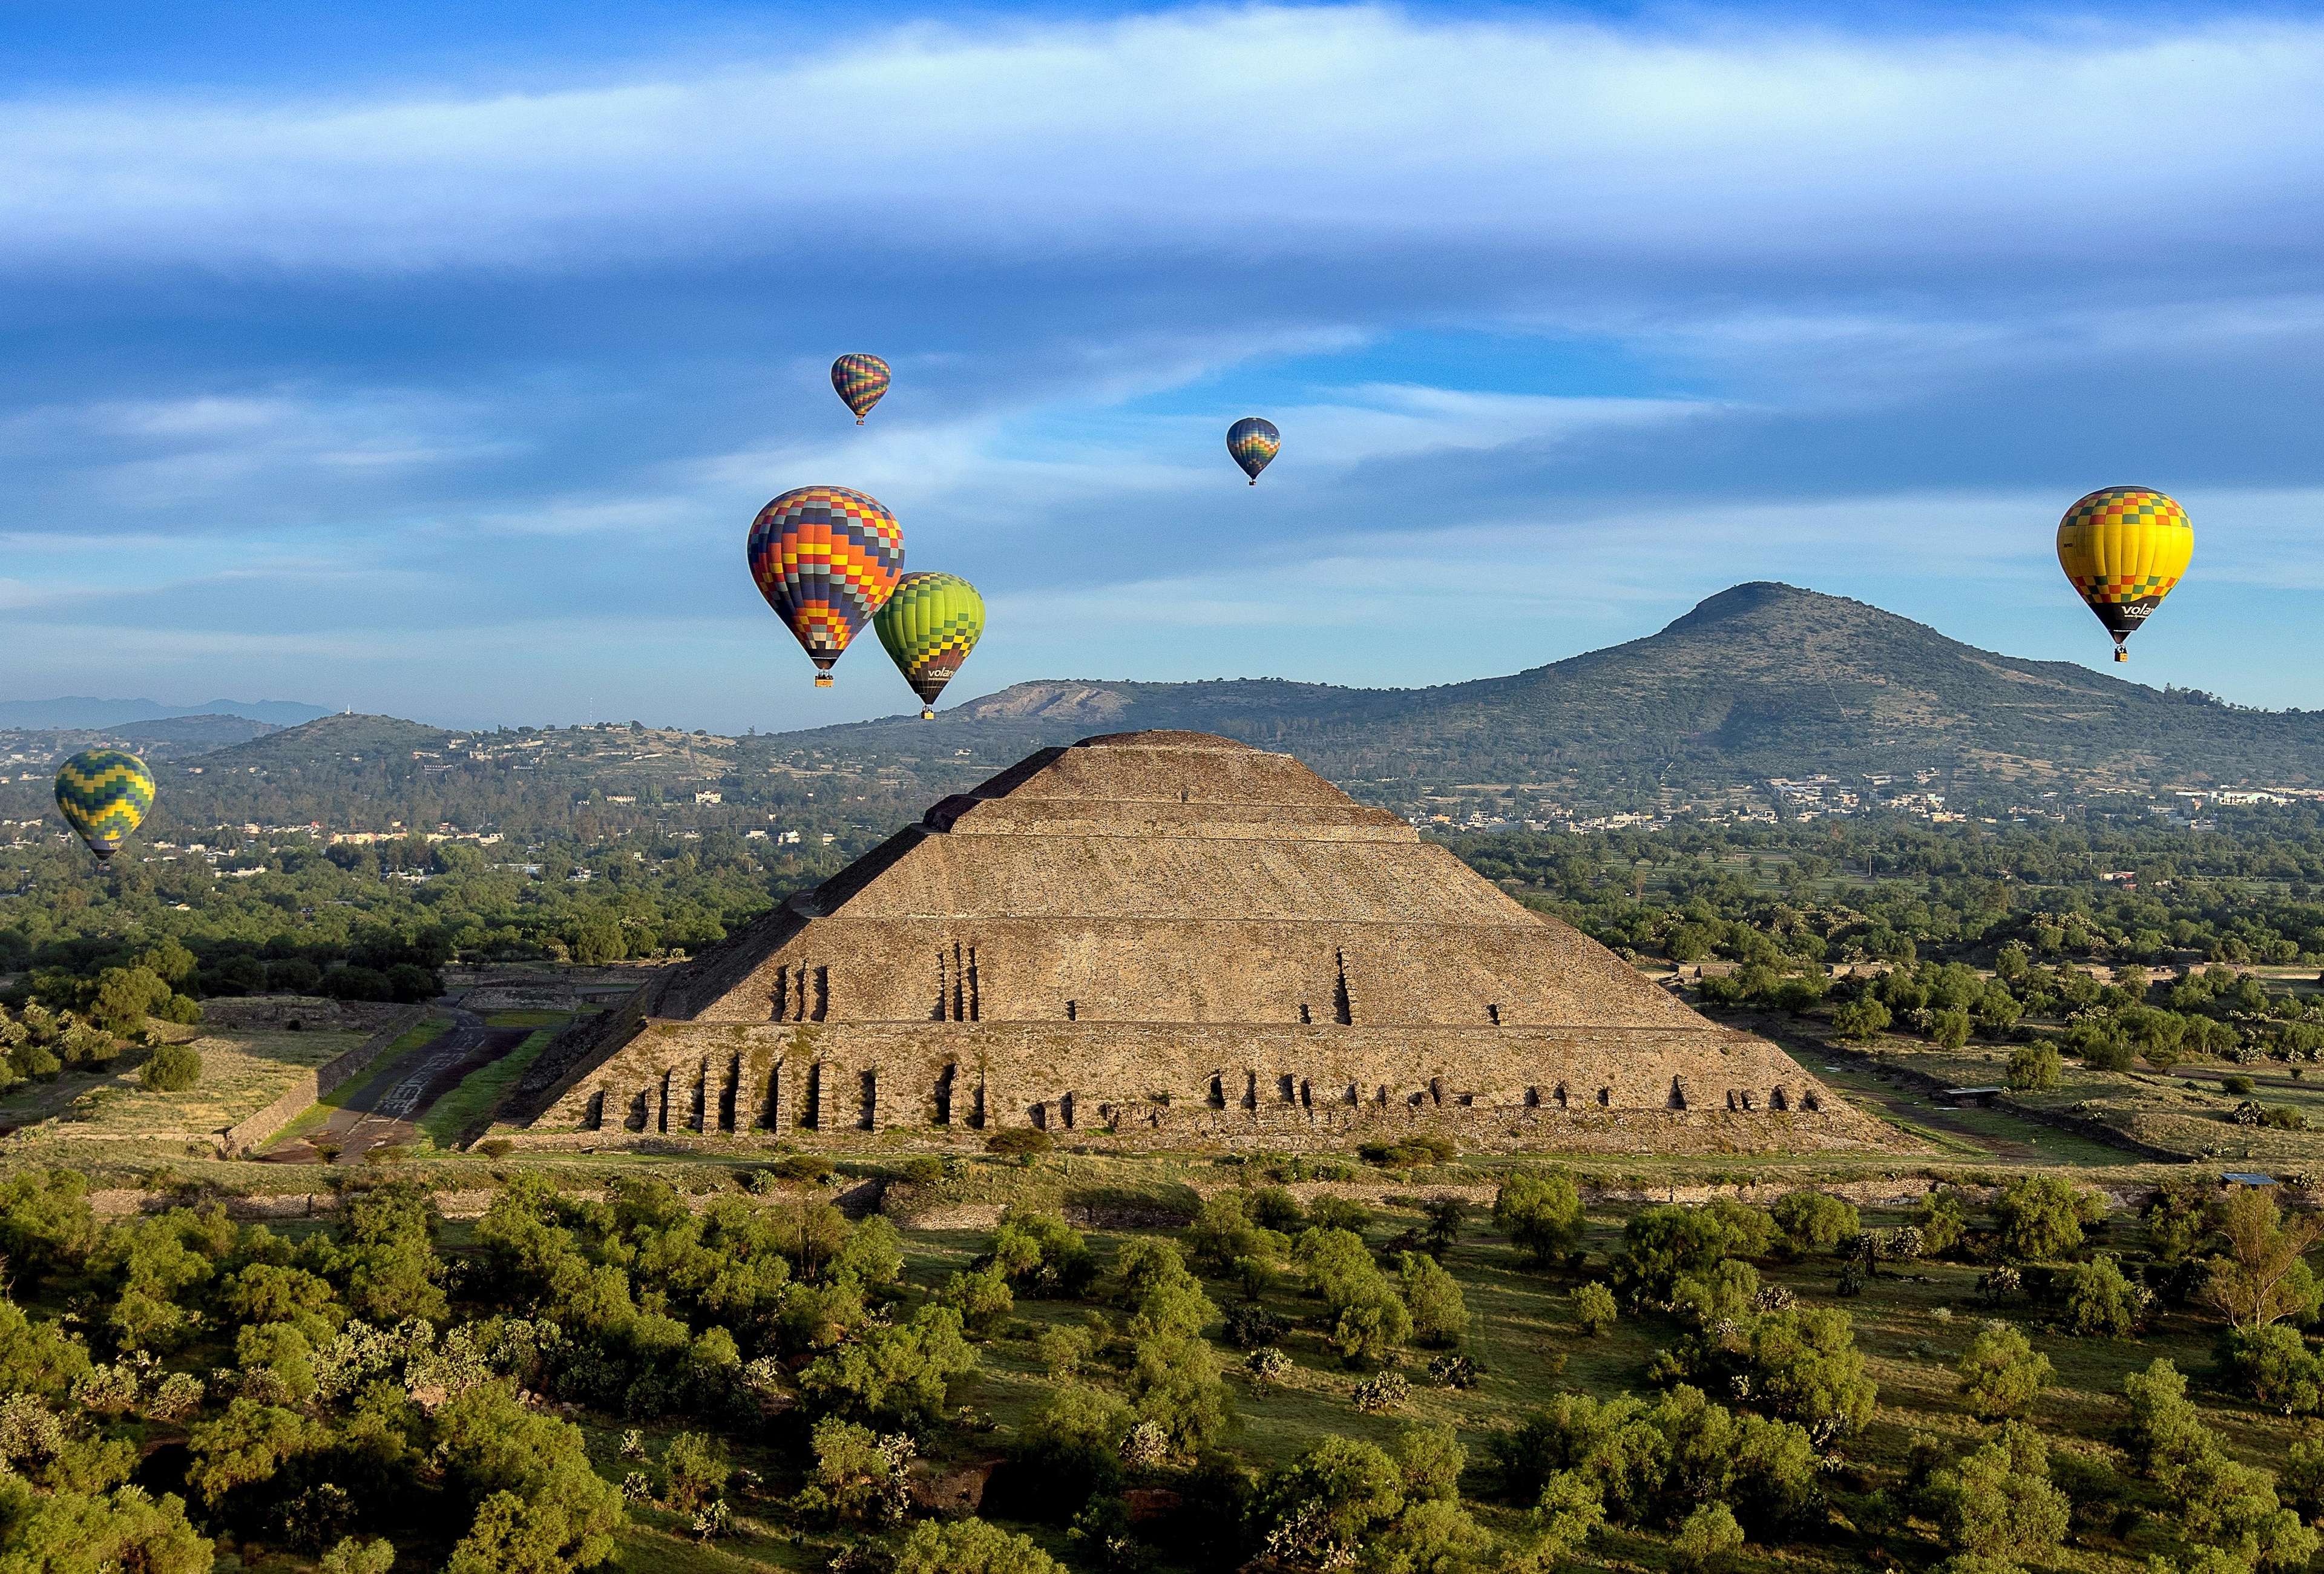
[0,10,2316,275]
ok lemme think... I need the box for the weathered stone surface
[513,731,1902,1154]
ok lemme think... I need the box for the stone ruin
[511,731,1896,1154]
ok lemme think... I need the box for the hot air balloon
[874,571,986,719]
[54,748,155,866]
[2056,486,2192,663]
[1227,417,1279,484]
[831,354,891,425]
[747,485,906,687]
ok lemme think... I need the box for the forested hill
[781,582,2324,811]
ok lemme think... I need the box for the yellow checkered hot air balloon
[2056,486,2193,663]
[53,748,156,866]
[873,571,985,719]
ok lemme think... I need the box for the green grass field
[418,1026,558,1147]
[266,1015,454,1148]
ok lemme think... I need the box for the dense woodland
[3,1156,2322,1574]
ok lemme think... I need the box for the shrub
[1739,1308,1875,1443]
[1246,1346,1293,1386]
[940,1268,1015,1337]
[2006,1043,2061,1092]
[893,1516,1064,1574]
[1672,1502,1745,1573]
[1770,1191,1859,1259]
[663,1431,729,1514]
[768,1153,833,1183]
[1920,1422,2070,1571]
[1305,1196,1370,1235]
[2062,1254,2148,1338]
[2224,1074,2257,1096]
[1830,996,1891,1042]
[1353,1372,1410,1414]
[986,1128,1053,1161]
[140,1042,202,1093]
[1397,1253,1467,1346]
[1493,1171,1584,1266]
[2225,1325,2324,1416]
[899,1157,944,1187]
[1128,1331,1229,1454]
[1930,1009,1971,1050]
[1573,1282,1618,1337]
[1994,1176,2100,1260]
[1957,1322,2053,1420]
[992,1208,1095,1296]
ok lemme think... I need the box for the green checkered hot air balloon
[873,571,986,719]
[54,748,156,865]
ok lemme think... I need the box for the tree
[320,1537,397,1574]
[940,1268,1015,1337]
[1492,1171,1584,1266]
[1770,1191,1859,1258]
[800,1305,977,1423]
[2063,1253,2148,1338]
[661,1432,729,1515]
[893,1517,1064,1574]
[1931,1009,1971,1050]
[1742,1308,1874,1443]
[140,1042,202,1093]
[435,1381,624,1574]
[1993,1176,2100,1260]
[1252,1435,1405,1564]
[2224,1325,2324,1417]
[1922,1423,2070,1571]
[2202,1187,2324,1329]
[185,1398,330,1505]
[87,966,171,1035]
[1831,996,1891,1042]
[1573,1282,1618,1337]
[1128,1331,1229,1454]
[0,1479,212,1574]
[1956,1322,2053,1420]
[2005,1042,2061,1092]
[1397,1253,1467,1347]
[1672,1502,1745,1573]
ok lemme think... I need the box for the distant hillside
[0,696,332,729]
[775,582,2324,811]
[113,714,281,749]
[13,585,2318,841]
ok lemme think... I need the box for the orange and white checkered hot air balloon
[2056,486,2192,664]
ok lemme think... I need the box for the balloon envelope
[1227,417,1279,484]
[874,571,986,716]
[747,486,906,685]
[2055,486,2191,661]
[54,748,154,864]
[831,354,891,424]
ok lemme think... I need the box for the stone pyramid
[518,731,1891,1153]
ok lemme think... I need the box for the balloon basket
[814,674,834,688]
[2113,649,2128,664]
[921,708,934,720]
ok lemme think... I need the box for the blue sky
[2,2,2321,733]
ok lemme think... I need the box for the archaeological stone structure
[512,731,1896,1153]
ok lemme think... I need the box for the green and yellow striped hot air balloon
[54,748,156,865]
[873,571,986,719]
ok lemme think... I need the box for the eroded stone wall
[526,1018,1897,1154]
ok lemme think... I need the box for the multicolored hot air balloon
[748,486,906,687]
[2056,486,2193,664]
[54,748,155,866]
[1227,417,1280,485]
[875,571,986,719]
[831,354,891,425]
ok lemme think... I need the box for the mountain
[112,715,283,749]
[772,582,2324,811]
[0,697,333,729]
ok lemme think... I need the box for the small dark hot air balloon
[831,354,891,424]
[2055,486,2193,663]
[875,571,985,719]
[54,748,155,866]
[1227,417,1280,484]
[747,486,906,687]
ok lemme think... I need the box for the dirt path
[263,1007,530,1163]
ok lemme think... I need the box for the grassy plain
[0,1024,366,1153]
